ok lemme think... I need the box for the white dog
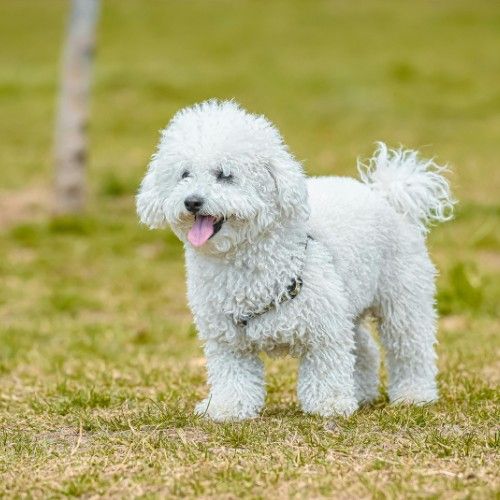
[137,100,454,421]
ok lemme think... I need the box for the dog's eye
[181,170,190,179]
[216,170,233,182]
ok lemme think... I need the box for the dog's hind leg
[353,323,380,405]
[377,255,439,405]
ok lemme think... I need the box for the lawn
[0,0,499,497]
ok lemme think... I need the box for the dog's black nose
[184,195,204,214]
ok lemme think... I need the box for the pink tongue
[187,215,216,247]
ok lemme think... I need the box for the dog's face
[137,100,308,255]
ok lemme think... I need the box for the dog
[137,100,455,421]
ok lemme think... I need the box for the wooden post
[54,0,100,214]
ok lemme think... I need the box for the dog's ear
[268,151,309,221]
[136,156,168,229]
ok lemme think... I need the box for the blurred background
[0,0,499,495]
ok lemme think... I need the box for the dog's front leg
[297,332,358,417]
[195,340,265,422]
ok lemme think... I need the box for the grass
[0,0,499,497]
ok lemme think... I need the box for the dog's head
[137,100,309,254]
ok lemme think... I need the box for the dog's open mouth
[187,215,224,247]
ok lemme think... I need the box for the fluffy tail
[358,142,456,234]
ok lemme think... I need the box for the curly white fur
[137,100,455,421]
[357,142,456,234]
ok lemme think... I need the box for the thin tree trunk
[54,0,100,214]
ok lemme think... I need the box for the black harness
[232,235,313,328]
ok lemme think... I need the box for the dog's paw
[301,396,358,418]
[194,397,260,422]
[355,385,380,406]
[389,385,438,406]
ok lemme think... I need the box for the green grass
[0,0,499,497]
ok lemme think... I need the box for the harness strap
[232,235,313,328]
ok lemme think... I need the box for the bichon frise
[137,100,454,421]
